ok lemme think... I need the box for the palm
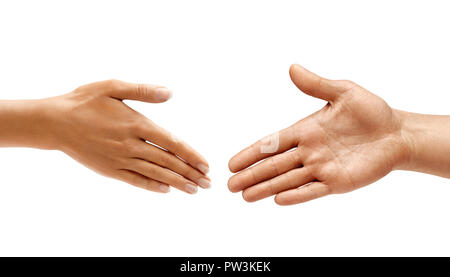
[299,85,404,193]
[228,65,407,205]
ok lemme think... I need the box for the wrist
[393,109,417,171]
[21,97,67,151]
[25,98,65,151]
[36,95,79,152]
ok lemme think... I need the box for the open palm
[228,65,409,205]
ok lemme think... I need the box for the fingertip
[242,190,255,203]
[274,194,289,206]
[197,178,211,189]
[289,64,298,76]
[227,176,239,193]
[228,157,240,173]
[154,87,172,102]
[289,64,303,79]
[197,163,210,175]
[159,184,171,193]
[184,183,198,194]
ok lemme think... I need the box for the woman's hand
[228,65,410,205]
[41,80,210,193]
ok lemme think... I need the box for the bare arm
[0,80,210,194]
[228,64,450,205]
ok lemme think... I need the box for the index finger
[228,126,298,173]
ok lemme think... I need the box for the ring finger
[128,158,199,194]
[242,167,314,202]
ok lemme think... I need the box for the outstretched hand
[46,80,210,193]
[228,65,410,205]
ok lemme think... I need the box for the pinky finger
[274,182,330,205]
[115,169,170,193]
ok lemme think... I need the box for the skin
[0,79,210,194]
[228,64,450,205]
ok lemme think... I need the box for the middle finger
[228,148,303,193]
[136,140,211,188]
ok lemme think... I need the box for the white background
[0,0,449,256]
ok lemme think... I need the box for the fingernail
[197,178,211,189]
[156,88,172,101]
[185,183,198,194]
[197,163,209,175]
[159,184,170,193]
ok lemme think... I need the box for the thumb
[289,64,347,102]
[105,79,172,103]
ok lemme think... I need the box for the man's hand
[42,80,210,193]
[228,65,410,205]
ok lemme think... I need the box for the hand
[228,65,410,205]
[43,80,210,193]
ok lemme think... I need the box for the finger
[138,141,211,188]
[115,169,170,193]
[274,182,330,205]
[228,149,302,193]
[103,79,172,103]
[228,126,298,173]
[129,158,199,194]
[242,167,314,202]
[289,64,351,102]
[137,121,210,175]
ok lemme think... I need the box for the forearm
[398,110,450,178]
[0,99,58,150]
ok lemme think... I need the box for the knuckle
[317,77,325,88]
[290,125,303,145]
[178,163,192,178]
[303,166,313,179]
[168,135,182,151]
[135,83,148,98]
[128,117,147,134]
[121,139,137,154]
[248,167,258,184]
[304,164,318,177]
[268,157,280,175]
[249,143,262,161]
[292,149,303,165]
[104,79,121,90]
[120,170,143,187]
[132,175,146,187]
[339,80,358,92]
[111,157,128,170]
[158,153,172,167]
[268,178,277,195]
[341,79,354,85]
[144,164,158,176]
[73,84,88,94]
[91,79,122,96]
